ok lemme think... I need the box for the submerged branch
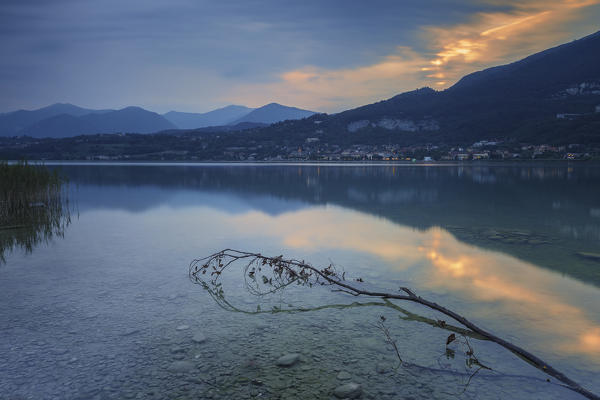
[190,249,600,400]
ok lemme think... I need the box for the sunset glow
[227,0,600,110]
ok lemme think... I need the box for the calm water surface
[1,163,599,399]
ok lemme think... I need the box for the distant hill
[163,105,254,129]
[0,103,112,136]
[310,30,600,145]
[1,101,316,137]
[4,31,599,145]
[164,121,268,135]
[231,103,316,125]
[20,106,176,138]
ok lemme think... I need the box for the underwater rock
[276,353,300,367]
[337,371,352,380]
[168,360,195,373]
[192,333,207,344]
[334,382,362,399]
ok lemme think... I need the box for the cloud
[423,0,600,86]
[223,47,428,111]
[226,0,600,112]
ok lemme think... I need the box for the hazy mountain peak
[163,105,255,129]
[231,103,316,125]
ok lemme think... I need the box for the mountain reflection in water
[56,163,600,285]
[49,163,600,362]
[1,162,597,400]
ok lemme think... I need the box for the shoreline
[10,159,600,167]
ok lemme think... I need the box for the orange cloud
[225,47,427,112]
[423,0,600,88]
[224,0,600,111]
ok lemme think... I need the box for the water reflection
[184,205,600,362]
[54,163,599,364]
[2,163,599,399]
[52,161,600,359]
[55,163,600,285]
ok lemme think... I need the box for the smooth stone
[176,325,190,331]
[192,333,207,344]
[337,371,352,380]
[334,382,362,399]
[168,360,195,373]
[276,353,300,367]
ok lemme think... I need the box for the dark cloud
[0,0,597,112]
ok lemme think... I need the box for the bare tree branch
[189,249,599,400]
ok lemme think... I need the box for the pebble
[337,371,352,380]
[192,333,207,344]
[276,353,300,367]
[334,382,362,399]
[168,361,195,373]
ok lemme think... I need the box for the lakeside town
[3,135,599,162]
[246,140,600,162]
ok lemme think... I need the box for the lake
[1,163,599,400]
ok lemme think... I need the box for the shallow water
[1,163,599,399]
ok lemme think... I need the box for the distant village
[2,134,599,162]
[221,140,600,162]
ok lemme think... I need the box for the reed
[0,161,70,262]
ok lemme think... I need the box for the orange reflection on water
[227,207,600,360]
[419,228,600,358]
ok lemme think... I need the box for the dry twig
[189,249,599,400]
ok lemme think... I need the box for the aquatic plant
[0,161,70,262]
[190,249,599,400]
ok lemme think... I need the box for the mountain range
[162,105,253,129]
[281,29,600,146]
[0,103,317,138]
[2,30,599,145]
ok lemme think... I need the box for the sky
[1,0,599,114]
